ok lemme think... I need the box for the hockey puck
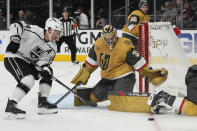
[148,118,154,121]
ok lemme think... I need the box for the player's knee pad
[17,75,35,94]
[20,75,35,90]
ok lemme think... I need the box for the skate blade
[4,112,26,119]
[37,108,58,115]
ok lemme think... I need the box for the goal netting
[137,22,190,96]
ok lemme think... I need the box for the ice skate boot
[72,60,79,64]
[5,98,26,119]
[37,93,58,114]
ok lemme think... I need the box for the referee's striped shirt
[59,17,79,36]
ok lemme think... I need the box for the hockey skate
[72,60,79,64]
[37,93,58,114]
[5,98,26,119]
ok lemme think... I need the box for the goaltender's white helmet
[45,18,62,32]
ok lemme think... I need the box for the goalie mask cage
[138,22,190,96]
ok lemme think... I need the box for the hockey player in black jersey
[4,18,62,119]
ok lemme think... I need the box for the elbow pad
[6,41,20,53]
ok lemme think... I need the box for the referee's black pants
[56,35,77,62]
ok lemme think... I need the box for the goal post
[138,22,190,96]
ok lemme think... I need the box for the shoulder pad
[121,38,135,48]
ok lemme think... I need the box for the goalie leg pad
[183,100,197,116]
[74,88,92,106]
[90,93,99,103]
[108,93,151,113]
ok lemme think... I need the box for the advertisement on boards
[0,30,197,64]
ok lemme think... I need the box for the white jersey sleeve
[9,21,25,43]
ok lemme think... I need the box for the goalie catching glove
[71,63,97,85]
[139,65,168,86]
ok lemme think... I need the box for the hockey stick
[51,75,111,107]
[52,76,111,107]
[54,83,80,105]
[31,62,110,107]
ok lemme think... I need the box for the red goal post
[139,22,149,93]
[138,22,190,96]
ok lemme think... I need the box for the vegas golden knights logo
[100,53,111,70]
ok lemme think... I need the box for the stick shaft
[54,83,79,105]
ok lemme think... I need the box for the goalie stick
[30,61,110,107]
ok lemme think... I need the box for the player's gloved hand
[40,65,53,80]
[151,104,172,114]
[71,63,91,85]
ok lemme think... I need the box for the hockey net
[137,22,190,96]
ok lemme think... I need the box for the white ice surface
[0,61,197,131]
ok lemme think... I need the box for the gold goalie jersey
[85,37,147,79]
[122,10,149,37]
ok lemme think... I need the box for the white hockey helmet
[45,18,62,32]
[45,18,62,41]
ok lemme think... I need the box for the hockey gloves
[40,65,53,81]
[139,65,168,86]
[71,64,91,85]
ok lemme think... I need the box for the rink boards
[0,30,197,64]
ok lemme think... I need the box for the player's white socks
[10,87,26,103]
[39,83,51,97]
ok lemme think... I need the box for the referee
[57,8,79,64]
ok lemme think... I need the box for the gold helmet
[102,25,117,50]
